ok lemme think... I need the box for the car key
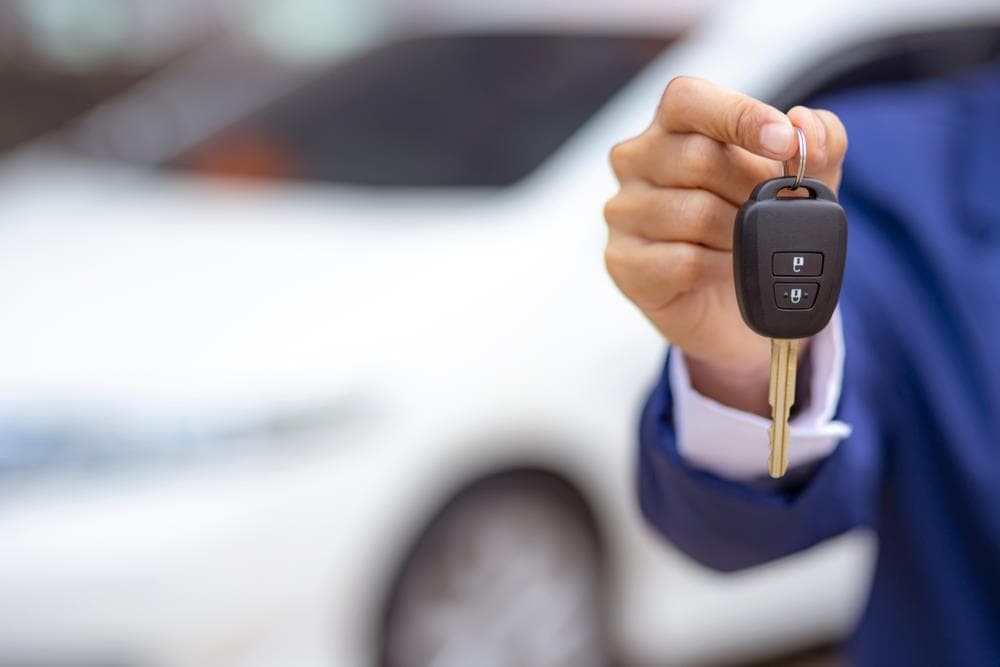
[733,130,847,477]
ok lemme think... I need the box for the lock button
[774,283,819,310]
[773,252,823,276]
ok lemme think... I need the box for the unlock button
[774,283,819,310]
[773,252,823,276]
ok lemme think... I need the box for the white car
[1,1,997,665]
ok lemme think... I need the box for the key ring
[782,127,806,189]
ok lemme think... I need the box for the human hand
[604,77,847,416]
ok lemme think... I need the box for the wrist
[685,354,770,418]
[683,340,812,419]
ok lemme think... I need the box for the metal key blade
[768,338,799,478]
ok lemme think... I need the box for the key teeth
[766,339,797,480]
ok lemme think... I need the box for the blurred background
[1,1,998,666]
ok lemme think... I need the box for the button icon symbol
[774,282,818,310]
[792,256,804,273]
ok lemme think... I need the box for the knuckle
[809,138,829,169]
[678,135,715,182]
[670,244,704,288]
[603,240,629,280]
[609,138,639,173]
[729,98,759,146]
[603,194,628,226]
[662,75,693,101]
[828,118,849,158]
[832,131,848,159]
[658,75,694,123]
[810,144,830,167]
[815,109,848,163]
[679,189,715,236]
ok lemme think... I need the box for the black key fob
[733,176,847,339]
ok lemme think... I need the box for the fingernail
[760,122,794,157]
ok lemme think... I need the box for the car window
[170,34,673,187]
[0,63,155,153]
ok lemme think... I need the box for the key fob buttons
[733,177,847,339]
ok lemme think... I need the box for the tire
[381,471,608,667]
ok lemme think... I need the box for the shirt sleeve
[668,309,851,480]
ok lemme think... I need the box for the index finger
[656,76,796,161]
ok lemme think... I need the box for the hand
[604,77,848,416]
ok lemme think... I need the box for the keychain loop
[782,127,806,189]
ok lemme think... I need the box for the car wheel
[381,471,607,667]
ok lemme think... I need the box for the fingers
[604,232,732,311]
[610,130,779,205]
[612,78,850,202]
[656,76,797,160]
[787,106,849,188]
[604,184,738,250]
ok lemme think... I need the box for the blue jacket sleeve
[637,348,882,572]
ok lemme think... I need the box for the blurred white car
[1,1,998,665]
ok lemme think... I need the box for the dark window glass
[769,26,1000,110]
[171,34,672,187]
[0,65,151,153]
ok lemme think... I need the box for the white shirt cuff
[669,309,852,481]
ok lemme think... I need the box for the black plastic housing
[733,177,847,339]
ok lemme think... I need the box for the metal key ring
[782,127,807,189]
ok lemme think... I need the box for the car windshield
[168,34,672,187]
